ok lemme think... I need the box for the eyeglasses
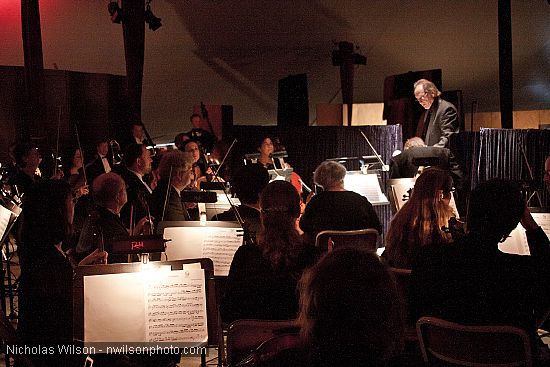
[415,92,429,103]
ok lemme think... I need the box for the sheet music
[498,213,550,256]
[0,205,12,242]
[84,272,146,342]
[164,226,243,276]
[201,228,243,276]
[344,172,389,205]
[84,268,208,344]
[145,269,208,343]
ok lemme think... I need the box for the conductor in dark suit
[390,137,463,189]
[414,79,458,148]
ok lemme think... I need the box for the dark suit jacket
[118,167,152,229]
[423,97,458,148]
[76,206,130,263]
[85,155,113,186]
[150,179,189,226]
[389,146,463,189]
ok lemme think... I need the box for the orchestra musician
[8,142,45,196]
[383,168,456,269]
[76,172,149,263]
[17,180,106,367]
[180,138,223,189]
[150,150,195,224]
[299,161,382,245]
[118,144,154,230]
[85,138,112,186]
[221,181,318,323]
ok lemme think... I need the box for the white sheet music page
[201,228,243,276]
[145,269,208,344]
[344,172,389,205]
[84,272,146,342]
[498,213,550,256]
[0,205,12,241]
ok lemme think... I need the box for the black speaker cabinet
[277,74,309,127]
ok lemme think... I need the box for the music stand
[73,259,222,367]
[0,202,21,317]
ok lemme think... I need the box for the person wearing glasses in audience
[413,79,458,148]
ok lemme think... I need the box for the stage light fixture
[108,0,122,23]
[144,1,162,31]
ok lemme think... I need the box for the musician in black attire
[18,180,106,367]
[150,150,195,225]
[411,179,550,362]
[8,142,42,197]
[85,138,112,186]
[77,172,148,263]
[300,161,382,245]
[221,181,318,323]
[214,163,270,240]
[117,144,153,230]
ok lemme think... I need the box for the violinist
[383,168,456,269]
[18,180,106,367]
[118,144,153,230]
[150,150,195,225]
[76,172,149,263]
[180,138,221,189]
[8,142,43,196]
[85,138,112,185]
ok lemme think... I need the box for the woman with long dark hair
[384,168,456,268]
[221,180,318,323]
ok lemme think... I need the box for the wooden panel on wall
[513,110,539,129]
[316,103,343,126]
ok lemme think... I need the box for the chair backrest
[389,267,416,342]
[416,316,533,367]
[315,229,378,252]
[235,333,303,367]
[226,319,298,366]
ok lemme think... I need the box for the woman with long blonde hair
[384,168,456,268]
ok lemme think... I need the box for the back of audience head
[232,163,270,205]
[258,180,302,268]
[313,161,346,190]
[93,172,127,211]
[298,247,404,365]
[467,178,524,242]
[22,179,73,252]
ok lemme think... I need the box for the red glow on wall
[0,1,21,26]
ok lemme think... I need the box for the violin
[442,217,466,241]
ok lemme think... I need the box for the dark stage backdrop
[450,128,550,208]
[228,125,403,243]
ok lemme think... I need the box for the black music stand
[73,258,222,367]
[0,203,21,319]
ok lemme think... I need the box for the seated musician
[180,138,223,189]
[213,163,270,241]
[410,179,550,362]
[299,161,382,245]
[383,168,456,269]
[8,142,43,196]
[150,150,195,224]
[17,180,106,367]
[221,181,318,323]
[76,172,149,263]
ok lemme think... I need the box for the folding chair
[226,319,298,366]
[315,228,378,252]
[416,316,532,366]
